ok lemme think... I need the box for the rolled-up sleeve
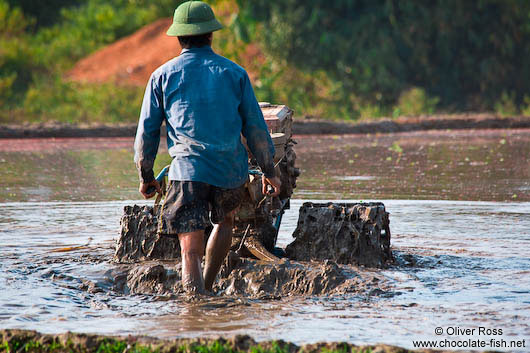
[134,74,165,183]
[239,73,276,178]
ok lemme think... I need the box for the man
[134,1,281,295]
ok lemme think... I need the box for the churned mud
[4,199,528,347]
[109,201,395,299]
[114,205,180,263]
[286,202,392,267]
[99,257,394,298]
[115,202,392,266]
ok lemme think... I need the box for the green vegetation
[0,0,177,123]
[236,0,530,119]
[1,0,530,123]
[0,334,384,353]
[23,77,143,123]
[0,336,151,353]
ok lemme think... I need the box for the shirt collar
[180,46,214,55]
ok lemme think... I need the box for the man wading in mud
[134,1,281,295]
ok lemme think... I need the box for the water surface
[1,128,528,202]
[0,129,529,351]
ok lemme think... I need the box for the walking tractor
[115,104,299,263]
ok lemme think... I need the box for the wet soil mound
[112,200,394,297]
[103,258,394,298]
[286,202,392,267]
[216,258,391,297]
[65,14,264,87]
[66,18,179,86]
[115,205,180,263]
[0,329,462,353]
[115,202,392,267]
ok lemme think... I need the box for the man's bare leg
[178,230,205,294]
[203,210,236,291]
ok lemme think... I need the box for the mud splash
[97,258,394,299]
[112,199,394,299]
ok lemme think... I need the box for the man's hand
[139,180,161,199]
[262,175,281,197]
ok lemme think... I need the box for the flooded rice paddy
[0,128,529,351]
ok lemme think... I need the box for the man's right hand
[139,180,161,199]
[262,175,281,197]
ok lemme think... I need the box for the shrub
[494,91,518,117]
[521,96,530,116]
[0,0,40,108]
[23,76,143,123]
[236,0,530,113]
[394,87,439,117]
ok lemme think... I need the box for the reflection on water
[295,129,530,201]
[0,129,529,351]
[0,137,173,202]
[0,129,528,202]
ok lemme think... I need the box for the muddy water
[0,129,529,350]
[0,129,528,202]
[294,129,529,201]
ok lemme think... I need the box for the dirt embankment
[0,329,473,353]
[294,114,530,134]
[1,115,529,139]
[66,15,264,86]
[66,18,179,86]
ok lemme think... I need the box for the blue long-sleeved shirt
[134,46,275,189]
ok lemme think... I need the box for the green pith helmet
[166,1,223,37]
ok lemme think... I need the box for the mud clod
[285,202,392,267]
[217,258,350,297]
[115,205,180,263]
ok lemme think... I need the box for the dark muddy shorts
[158,181,245,236]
